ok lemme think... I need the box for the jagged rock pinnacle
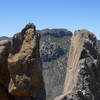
[55,29,100,100]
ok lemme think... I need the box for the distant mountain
[39,28,72,37]
[0,36,11,41]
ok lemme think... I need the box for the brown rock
[0,40,11,87]
[55,30,100,100]
[8,23,46,99]
[0,40,11,100]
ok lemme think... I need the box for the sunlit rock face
[8,23,46,100]
[55,30,100,100]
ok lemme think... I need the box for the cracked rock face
[55,30,100,100]
[8,23,46,100]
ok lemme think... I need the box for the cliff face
[0,40,12,100]
[55,30,100,100]
[97,40,100,53]
[0,28,72,100]
[0,28,100,100]
[0,24,46,100]
[39,29,72,100]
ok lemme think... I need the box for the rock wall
[0,40,14,100]
[0,40,11,87]
[0,24,46,100]
[55,30,100,100]
[97,40,100,53]
[0,25,100,100]
[40,29,72,100]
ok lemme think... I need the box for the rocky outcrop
[39,29,72,38]
[97,40,100,53]
[0,26,71,100]
[40,29,72,100]
[1,27,100,100]
[55,30,100,100]
[8,23,46,100]
[0,40,11,87]
[0,40,12,100]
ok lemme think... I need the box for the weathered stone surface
[0,40,11,100]
[55,30,100,100]
[8,23,46,99]
[0,28,72,100]
[0,40,11,87]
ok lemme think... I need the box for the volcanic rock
[8,23,46,99]
[55,30,100,100]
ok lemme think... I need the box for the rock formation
[0,23,46,100]
[55,30,100,100]
[0,40,11,87]
[97,40,100,53]
[0,28,72,100]
[40,29,72,100]
[0,26,100,100]
[8,23,46,99]
[0,40,12,100]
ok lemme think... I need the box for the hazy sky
[0,0,100,39]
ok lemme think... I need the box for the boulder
[55,30,100,100]
[8,23,46,99]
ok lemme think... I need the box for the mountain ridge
[0,28,100,100]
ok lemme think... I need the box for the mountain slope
[39,29,72,100]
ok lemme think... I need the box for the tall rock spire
[55,30,100,100]
[8,23,46,100]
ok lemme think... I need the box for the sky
[0,0,100,39]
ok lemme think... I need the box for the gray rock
[55,30,100,100]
